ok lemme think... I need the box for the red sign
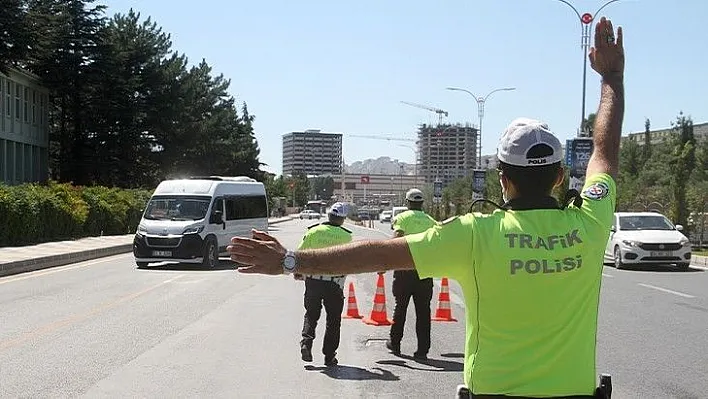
[581,13,593,25]
[360,175,370,184]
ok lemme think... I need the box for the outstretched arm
[228,230,415,276]
[586,17,625,179]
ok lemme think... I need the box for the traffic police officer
[295,202,352,366]
[386,188,437,359]
[229,16,623,397]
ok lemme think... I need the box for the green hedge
[0,181,153,247]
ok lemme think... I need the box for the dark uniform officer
[386,188,437,359]
[295,202,353,366]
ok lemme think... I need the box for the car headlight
[680,238,691,247]
[622,240,641,247]
[183,225,205,235]
[137,225,147,235]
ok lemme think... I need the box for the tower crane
[347,134,416,142]
[400,101,449,126]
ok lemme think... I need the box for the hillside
[345,157,415,175]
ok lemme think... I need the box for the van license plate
[153,250,172,257]
[650,251,672,257]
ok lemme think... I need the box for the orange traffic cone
[363,273,392,326]
[432,277,457,322]
[342,282,363,319]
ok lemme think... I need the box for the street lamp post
[445,87,516,168]
[555,0,622,136]
[398,144,419,187]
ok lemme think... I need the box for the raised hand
[589,17,624,79]
[227,229,287,275]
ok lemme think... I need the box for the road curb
[0,217,295,278]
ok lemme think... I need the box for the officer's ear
[552,166,565,189]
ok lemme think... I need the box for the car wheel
[613,246,625,269]
[202,237,218,268]
[677,262,690,271]
[136,262,148,269]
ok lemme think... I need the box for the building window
[40,94,45,128]
[24,87,29,123]
[32,90,37,125]
[6,80,12,117]
[15,83,21,120]
[0,77,3,119]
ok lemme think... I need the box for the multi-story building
[0,68,50,185]
[282,129,343,177]
[417,123,477,187]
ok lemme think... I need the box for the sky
[103,0,708,176]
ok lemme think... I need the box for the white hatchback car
[604,212,692,270]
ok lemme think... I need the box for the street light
[398,144,419,187]
[555,0,623,136]
[445,87,516,169]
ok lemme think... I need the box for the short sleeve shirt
[393,209,437,236]
[297,223,353,286]
[404,173,617,396]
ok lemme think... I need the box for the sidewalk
[0,216,295,278]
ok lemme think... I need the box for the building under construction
[417,123,478,187]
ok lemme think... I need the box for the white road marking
[638,283,695,299]
[0,253,131,285]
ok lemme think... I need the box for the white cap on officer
[405,188,424,202]
[328,202,349,217]
[497,117,563,167]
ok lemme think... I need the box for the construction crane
[347,134,415,142]
[400,101,449,126]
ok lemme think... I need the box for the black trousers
[389,270,434,354]
[301,278,345,358]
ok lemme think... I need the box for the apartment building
[282,129,343,176]
[417,123,477,187]
[0,68,50,185]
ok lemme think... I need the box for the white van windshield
[144,196,211,221]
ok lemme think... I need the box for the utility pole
[445,87,516,168]
[555,0,623,136]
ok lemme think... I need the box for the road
[0,219,706,398]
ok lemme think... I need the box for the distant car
[299,210,321,220]
[380,210,392,223]
[604,212,692,270]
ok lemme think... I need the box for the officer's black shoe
[413,352,428,360]
[385,339,400,355]
[301,346,313,362]
[324,355,338,366]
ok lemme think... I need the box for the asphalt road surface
[0,219,706,398]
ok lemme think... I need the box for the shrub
[0,181,153,247]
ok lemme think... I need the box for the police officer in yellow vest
[229,17,624,397]
[386,188,437,359]
[295,202,352,366]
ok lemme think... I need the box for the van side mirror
[610,226,616,232]
[675,224,684,231]
[211,210,224,224]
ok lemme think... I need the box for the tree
[284,172,310,207]
[668,112,696,228]
[26,0,107,185]
[0,0,32,73]
[310,176,334,200]
[642,118,652,165]
[582,113,597,137]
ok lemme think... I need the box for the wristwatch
[282,250,297,274]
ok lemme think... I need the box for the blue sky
[103,0,707,176]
